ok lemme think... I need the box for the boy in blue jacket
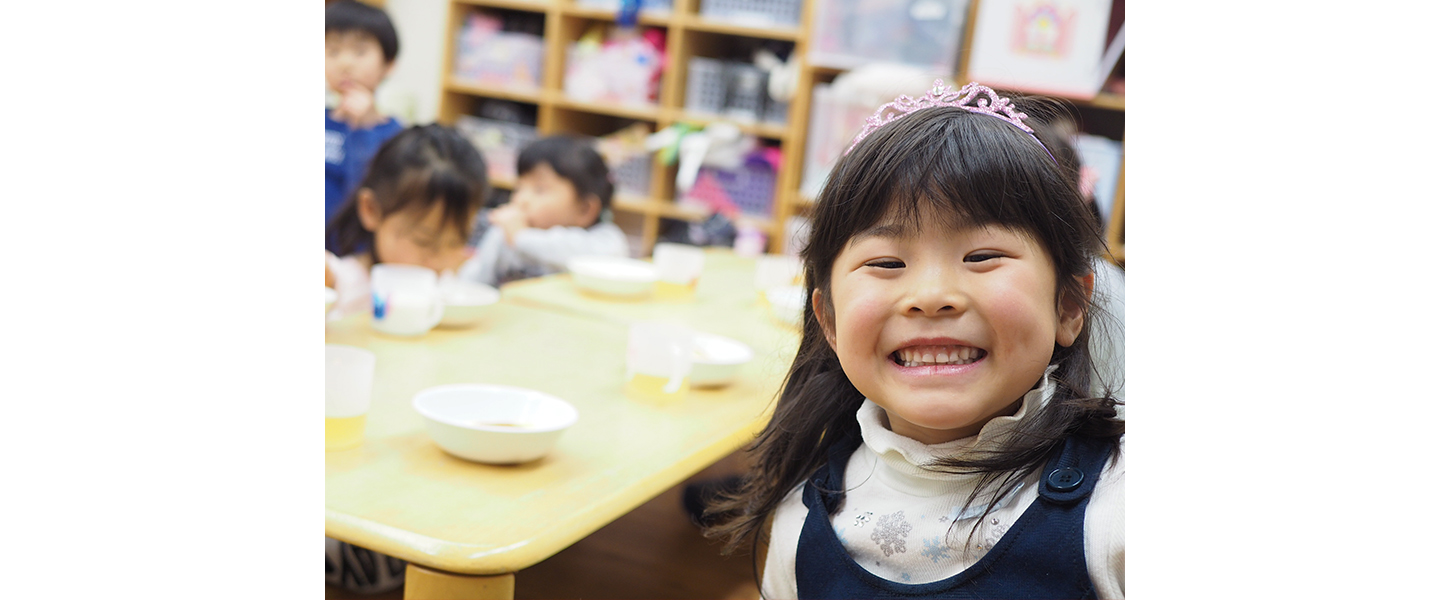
[325,0,404,226]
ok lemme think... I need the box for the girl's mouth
[891,345,986,367]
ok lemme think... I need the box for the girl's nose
[904,270,966,317]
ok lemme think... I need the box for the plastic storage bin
[454,115,539,183]
[682,151,778,218]
[454,29,545,89]
[611,154,654,199]
[700,0,803,27]
[810,0,970,73]
[575,0,674,14]
[799,83,876,200]
[686,57,781,124]
[684,57,729,115]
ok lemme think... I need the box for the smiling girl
[703,82,1125,599]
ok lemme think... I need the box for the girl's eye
[866,259,905,269]
[964,253,1004,263]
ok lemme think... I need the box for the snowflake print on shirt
[920,535,951,563]
[869,511,912,556]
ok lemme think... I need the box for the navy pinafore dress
[795,436,1116,599]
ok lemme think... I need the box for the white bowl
[413,384,579,464]
[567,256,658,298]
[767,285,806,328]
[325,287,338,314]
[690,332,754,387]
[439,282,500,328]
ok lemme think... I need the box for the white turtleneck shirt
[760,371,1125,599]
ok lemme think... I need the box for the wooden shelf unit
[438,0,1124,263]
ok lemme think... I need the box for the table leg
[403,564,514,600]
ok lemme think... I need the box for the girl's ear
[1055,272,1094,346]
[811,288,837,351]
[357,188,383,232]
[577,194,602,226]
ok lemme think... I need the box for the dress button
[1046,467,1084,492]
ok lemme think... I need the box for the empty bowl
[767,285,807,328]
[568,256,658,298]
[439,282,501,328]
[325,287,338,314]
[690,332,754,387]
[413,384,579,464]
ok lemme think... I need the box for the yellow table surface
[502,249,801,354]
[325,256,801,576]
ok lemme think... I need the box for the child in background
[324,124,487,594]
[1033,115,1127,407]
[326,0,405,225]
[325,124,490,320]
[703,82,1124,598]
[458,134,629,286]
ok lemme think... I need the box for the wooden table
[501,250,799,351]
[325,251,801,599]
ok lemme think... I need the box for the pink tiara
[846,80,1054,162]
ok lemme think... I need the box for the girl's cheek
[835,294,891,345]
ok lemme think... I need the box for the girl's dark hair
[703,99,1123,559]
[326,0,399,63]
[517,134,614,223]
[325,124,490,257]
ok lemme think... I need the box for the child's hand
[325,251,337,289]
[332,83,380,128]
[488,204,529,247]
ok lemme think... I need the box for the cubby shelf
[456,0,551,13]
[666,109,789,139]
[444,78,545,104]
[551,94,662,121]
[439,0,1124,263]
[681,15,799,40]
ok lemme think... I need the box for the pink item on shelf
[686,172,741,219]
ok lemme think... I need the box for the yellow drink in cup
[625,322,694,403]
[652,244,705,302]
[326,344,376,452]
[325,414,368,451]
[653,280,697,301]
[626,372,691,402]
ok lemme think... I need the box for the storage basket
[684,153,778,218]
[809,0,970,72]
[454,29,545,89]
[722,63,767,123]
[575,0,674,14]
[454,115,539,183]
[684,57,729,115]
[611,154,654,199]
[700,0,802,27]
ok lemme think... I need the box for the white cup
[625,321,695,400]
[326,344,376,451]
[754,254,803,294]
[653,243,707,285]
[370,264,445,336]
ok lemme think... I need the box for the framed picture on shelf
[966,0,1122,99]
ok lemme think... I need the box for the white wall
[374,0,449,125]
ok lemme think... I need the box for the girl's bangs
[822,107,1061,247]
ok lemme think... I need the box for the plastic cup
[326,344,376,451]
[625,322,694,402]
[652,243,706,300]
[370,264,445,336]
[754,254,804,303]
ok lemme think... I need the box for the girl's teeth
[895,346,983,366]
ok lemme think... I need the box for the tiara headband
[846,79,1055,163]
